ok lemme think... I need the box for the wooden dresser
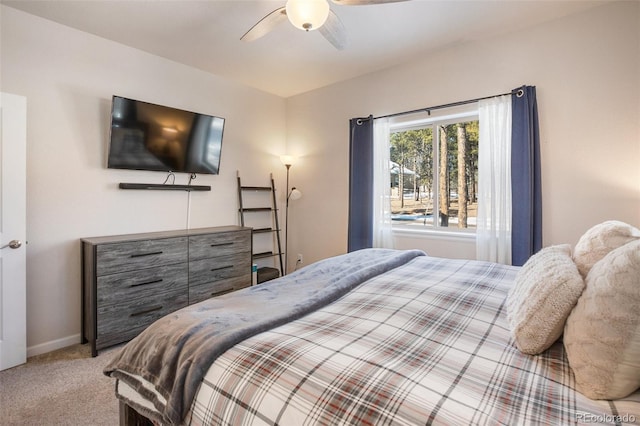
[81,226,252,356]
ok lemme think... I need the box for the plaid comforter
[121,255,640,425]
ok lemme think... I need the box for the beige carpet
[0,344,121,426]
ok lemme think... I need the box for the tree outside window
[390,117,479,231]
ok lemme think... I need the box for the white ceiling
[3,0,608,98]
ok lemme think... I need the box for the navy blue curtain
[511,86,542,266]
[347,116,374,252]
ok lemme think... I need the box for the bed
[104,247,640,425]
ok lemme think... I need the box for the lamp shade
[280,155,296,166]
[285,0,330,31]
[289,188,302,201]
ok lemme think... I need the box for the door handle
[1,240,22,250]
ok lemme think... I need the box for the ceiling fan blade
[331,0,409,5]
[319,9,347,50]
[240,7,287,42]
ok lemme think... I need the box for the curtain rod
[361,89,522,123]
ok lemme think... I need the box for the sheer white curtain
[372,118,394,248]
[477,95,512,264]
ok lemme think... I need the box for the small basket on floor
[257,267,280,284]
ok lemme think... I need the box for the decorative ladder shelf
[236,172,284,283]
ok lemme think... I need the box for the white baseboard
[27,334,81,358]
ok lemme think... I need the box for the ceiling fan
[240,0,408,50]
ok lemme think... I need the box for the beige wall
[285,0,640,265]
[1,7,288,354]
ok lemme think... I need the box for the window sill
[392,227,476,242]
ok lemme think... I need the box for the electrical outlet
[297,253,303,263]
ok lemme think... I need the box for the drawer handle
[130,251,163,258]
[210,242,233,247]
[211,288,234,297]
[130,305,163,317]
[130,278,163,288]
[210,265,233,272]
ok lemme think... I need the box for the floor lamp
[280,156,302,274]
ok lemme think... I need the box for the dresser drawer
[97,263,188,306]
[97,290,188,342]
[189,275,251,305]
[96,237,188,275]
[189,253,251,286]
[189,231,251,261]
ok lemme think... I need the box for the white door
[0,93,27,371]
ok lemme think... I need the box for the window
[389,111,479,232]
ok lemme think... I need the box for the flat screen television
[107,96,225,175]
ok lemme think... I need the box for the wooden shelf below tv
[119,183,211,191]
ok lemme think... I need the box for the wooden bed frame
[119,401,154,426]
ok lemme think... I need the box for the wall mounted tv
[107,96,225,175]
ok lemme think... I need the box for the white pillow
[506,244,585,355]
[564,239,640,400]
[573,220,640,278]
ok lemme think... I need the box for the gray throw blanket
[104,248,426,425]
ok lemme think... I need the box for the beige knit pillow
[564,239,640,400]
[573,220,640,278]
[506,244,585,355]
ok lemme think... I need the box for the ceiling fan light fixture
[285,0,330,31]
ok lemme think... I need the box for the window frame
[388,108,479,235]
